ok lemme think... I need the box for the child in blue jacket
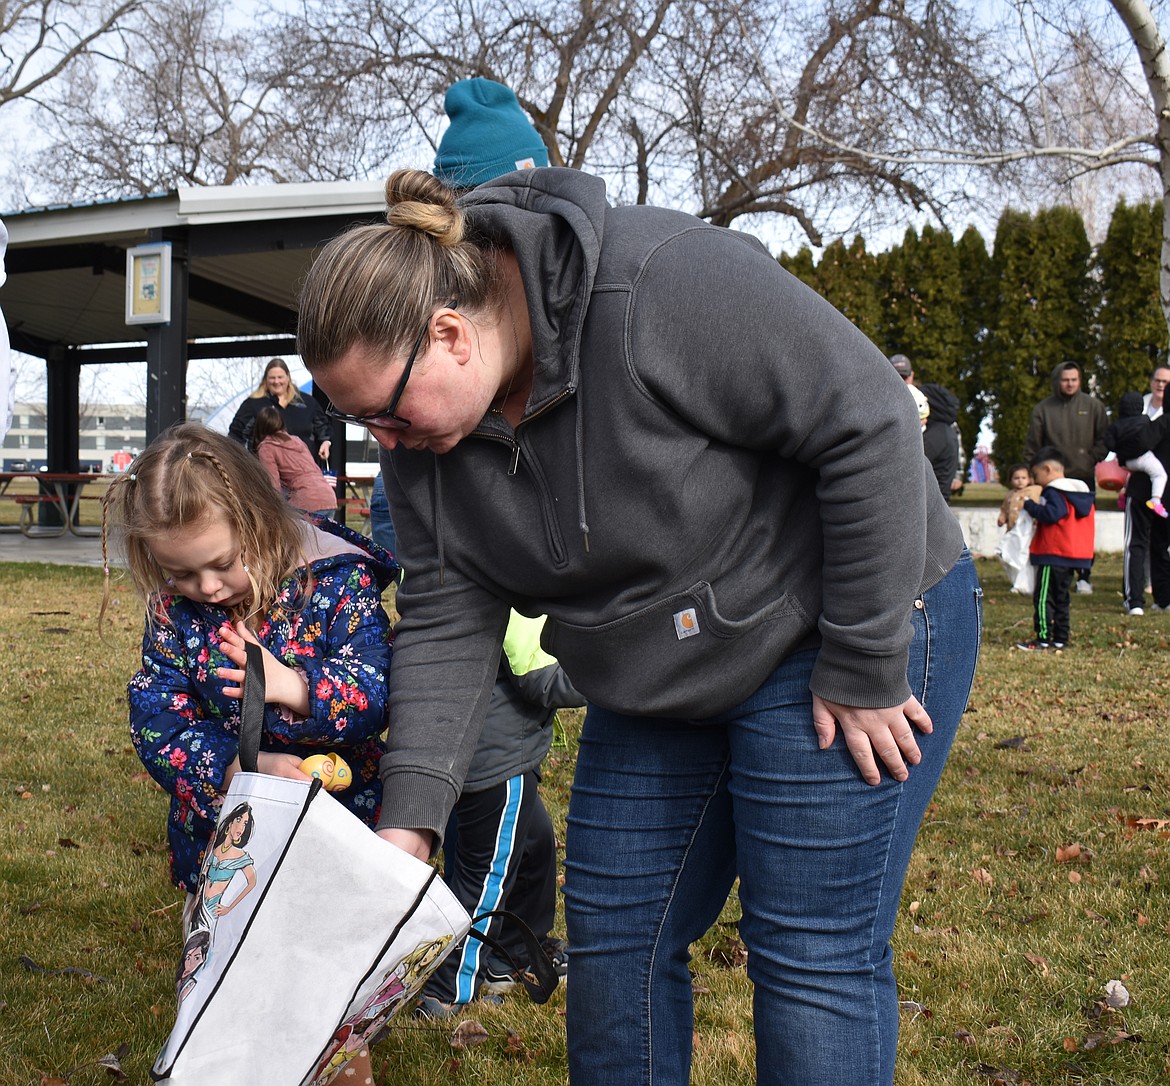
[102,423,396,898]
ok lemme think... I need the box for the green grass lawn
[1,557,1168,1085]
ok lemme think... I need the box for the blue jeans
[368,472,397,558]
[562,553,981,1085]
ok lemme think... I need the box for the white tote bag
[151,643,473,1086]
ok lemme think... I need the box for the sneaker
[1126,606,1145,616]
[480,957,521,995]
[415,995,464,1020]
[1147,498,1170,518]
[1076,580,1093,594]
[1015,639,1052,651]
[1153,603,1170,612]
[415,992,503,1020]
[541,937,569,978]
[1050,641,1067,650]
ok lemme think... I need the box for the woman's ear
[430,308,472,367]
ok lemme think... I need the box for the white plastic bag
[996,508,1035,595]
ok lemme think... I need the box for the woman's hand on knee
[811,693,932,785]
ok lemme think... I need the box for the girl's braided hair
[100,422,310,631]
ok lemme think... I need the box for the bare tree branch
[0,0,142,107]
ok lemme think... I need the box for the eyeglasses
[325,301,457,431]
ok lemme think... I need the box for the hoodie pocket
[544,581,815,720]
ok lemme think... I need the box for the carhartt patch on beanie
[433,78,549,189]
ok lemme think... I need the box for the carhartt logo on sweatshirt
[673,608,700,640]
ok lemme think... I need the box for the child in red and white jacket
[1016,445,1095,651]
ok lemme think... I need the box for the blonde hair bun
[384,169,464,248]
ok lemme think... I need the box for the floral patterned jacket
[128,521,397,892]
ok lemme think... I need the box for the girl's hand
[220,752,310,793]
[256,751,313,781]
[215,622,310,717]
[811,693,932,785]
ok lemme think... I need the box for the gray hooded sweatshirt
[379,168,966,840]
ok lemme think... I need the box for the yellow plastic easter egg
[299,754,335,787]
[329,756,353,789]
[299,753,352,792]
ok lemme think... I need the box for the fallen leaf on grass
[1080,1030,1142,1050]
[504,1028,535,1061]
[449,1020,489,1049]
[45,1044,131,1085]
[971,867,994,887]
[1055,842,1091,863]
[994,736,1030,750]
[898,1000,932,1021]
[1129,817,1170,830]
[975,1063,1021,1084]
[1023,953,1050,975]
[953,1028,975,1044]
[706,935,748,968]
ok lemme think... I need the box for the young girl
[997,463,1042,530]
[102,420,395,905]
[253,405,338,518]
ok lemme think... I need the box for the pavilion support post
[45,344,80,472]
[42,344,81,527]
[144,228,190,444]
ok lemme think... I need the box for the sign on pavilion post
[125,243,173,326]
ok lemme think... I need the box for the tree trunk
[1110,0,1170,341]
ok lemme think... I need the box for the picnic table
[332,475,375,535]
[0,472,107,538]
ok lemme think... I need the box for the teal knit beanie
[433,78,549,189]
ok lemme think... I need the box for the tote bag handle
[237,641,267,774]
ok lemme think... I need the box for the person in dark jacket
[1104,391,1169,519]
[1117,391,1170,613]
[920,382,961,502]
[227,358,333,468]
[1024,361,1107,593]
[296,164,979,1086]
[889,354,962,501]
